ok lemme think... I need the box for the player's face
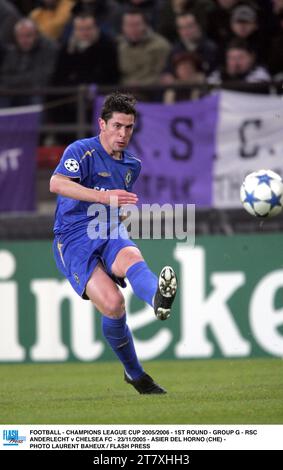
[99,113,135,156]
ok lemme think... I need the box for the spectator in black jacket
[50,13,119,132]
[53,13,119,87]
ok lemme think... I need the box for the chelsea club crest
[125,169,133,188]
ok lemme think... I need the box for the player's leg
[111,247,157,306]
[85,262,125,318]
[86,262,166,394]
[85,262,144,381]
[111,246,177,321]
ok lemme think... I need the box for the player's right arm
[50,174,138,206]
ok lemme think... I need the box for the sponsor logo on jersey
[80,149,95,161]
[98,172,111,177]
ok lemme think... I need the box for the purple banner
[130,96,218,206]
[94,95,219,206]
[0,106,41,212]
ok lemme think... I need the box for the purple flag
[94,95,219,206]
[0,105,41,212]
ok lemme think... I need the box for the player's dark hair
[101,92,137,122]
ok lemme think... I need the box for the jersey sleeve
[128,160,141,192]
[53,143,86,181]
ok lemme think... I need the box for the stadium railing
[0,81,282,144]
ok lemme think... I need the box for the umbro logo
[98,172,111,177]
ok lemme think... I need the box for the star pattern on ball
[267,191,282,209]
[243,190,259,208]
[256,174,273,186]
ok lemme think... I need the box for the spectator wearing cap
[228,4,269,64]
[162,51,206,102]
[163,12,218,78]
[208,38,270,84]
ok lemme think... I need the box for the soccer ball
[240,169,283,217]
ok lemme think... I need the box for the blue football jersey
[53,136,141,235]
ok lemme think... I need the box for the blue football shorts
[53,224,137,299]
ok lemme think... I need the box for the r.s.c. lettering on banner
[239,119,262,158]
[170,117,193,161]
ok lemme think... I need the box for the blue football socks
[102,314,144,380]
[126,261,158,307]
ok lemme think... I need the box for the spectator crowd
[0,0,282,108]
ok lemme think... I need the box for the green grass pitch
[1,359,283,424]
